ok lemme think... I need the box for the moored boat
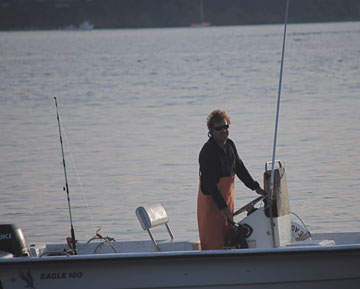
[191,0,211,27]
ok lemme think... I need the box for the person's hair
[206,109,231,131]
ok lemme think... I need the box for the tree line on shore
[1,0,359,30]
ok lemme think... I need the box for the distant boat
[65,21,94,31]
[78,21,94,30]
[191,0,211,27]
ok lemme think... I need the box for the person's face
[211,119,229,145]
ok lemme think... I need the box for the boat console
[237,161,292,248]
[235,160,337,249]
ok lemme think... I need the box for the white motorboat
[65,21,94,30]
[1,161,360,289]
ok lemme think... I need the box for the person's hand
[256,187,266,196]
[221,207,233,223]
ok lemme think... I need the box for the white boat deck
[36,239,200,256]
[23,232,360,259]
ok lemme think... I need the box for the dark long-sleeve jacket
[199,137,259,210]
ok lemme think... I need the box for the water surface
[1,22,359,244]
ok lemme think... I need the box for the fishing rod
[54,97,77,254]
[268,0,290,248]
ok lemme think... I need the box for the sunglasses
[213,124,229,131]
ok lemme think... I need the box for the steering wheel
[233,195,267,216]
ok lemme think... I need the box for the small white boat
[1,161,360,289]
[65,21,94,31]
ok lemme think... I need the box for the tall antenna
[268,0,290,248]
[54,97,77,253]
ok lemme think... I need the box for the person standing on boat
[197,109,265,250]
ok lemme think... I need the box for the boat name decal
[0,233,11,240]
[40,272,83,280]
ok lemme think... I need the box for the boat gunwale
[1,243,360,266]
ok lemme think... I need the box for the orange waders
[197,176,235,250]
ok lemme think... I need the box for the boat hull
[1,245,360,289]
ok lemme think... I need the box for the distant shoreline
[1,19,360,33]
[1,0,360,31]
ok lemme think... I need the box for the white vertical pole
[269,0,290,248]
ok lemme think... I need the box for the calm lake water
[1,22,359,245]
